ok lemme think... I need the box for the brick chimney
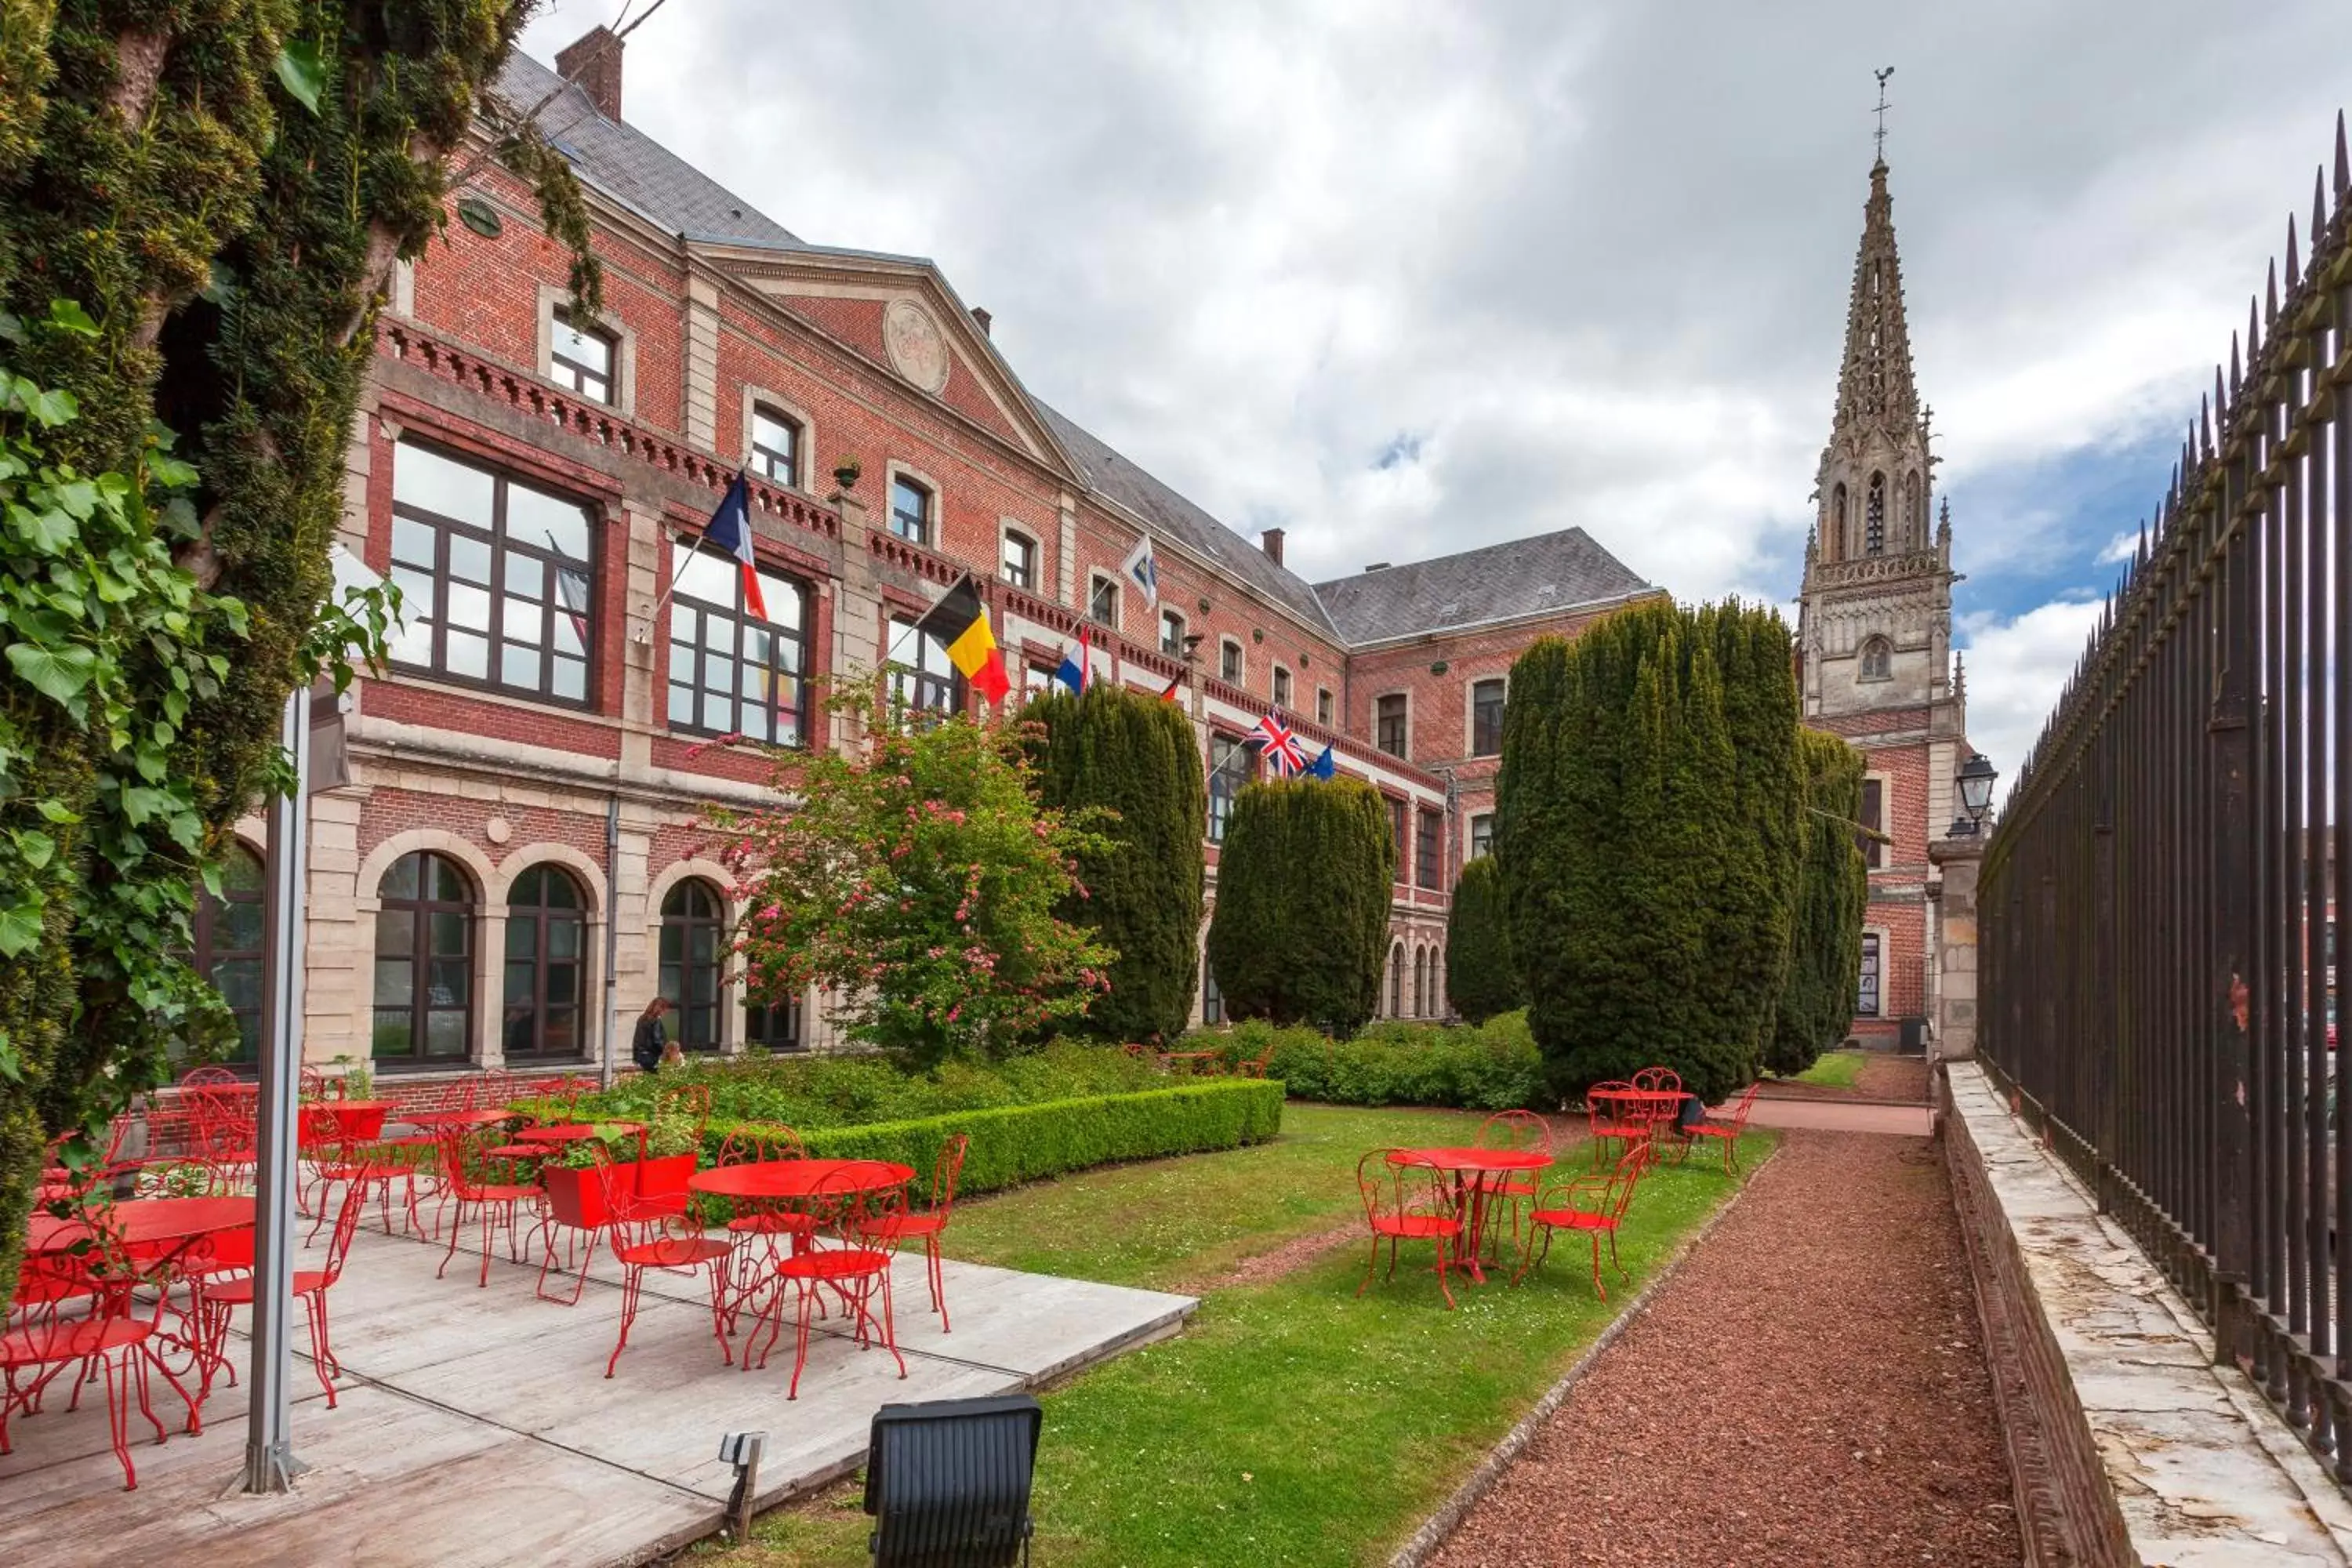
[557,26,624,121]
[971,307,992,337]
[1261,528,1285,566]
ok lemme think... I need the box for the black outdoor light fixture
[1949,751,1998,837]
[719,1429,766,1541]
[866,1394,1043,1566]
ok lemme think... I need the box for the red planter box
[542,1163,617,1230]
[542,1155,698,1229]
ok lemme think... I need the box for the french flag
[703,471,768,622]
[1055,623,1091,695]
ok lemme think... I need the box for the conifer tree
[1444,855,1522,1024]
[1495,598,1802,1103]
[1207,777,1392,1035]
[1024,683,1206,1044]
[1766,728,1867,1074]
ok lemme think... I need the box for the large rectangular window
[1377,694,1408,758]
[1860,778,1885,869]
[1388,797,1408,878]
[1471,678,1505,757]
[887,615,961,715]
[1858,932,1882,1018]
[1161,610,1187,657]
[890,476,933,545]
[1469,812,1494,861]
[1000,529,1037,590]
[665,546,807,746]
[1089,575,1120,630]
[1416,808,1443,890]
[387,443,595,705]
[1208,733,1254,844]
[1220,640,1243,682]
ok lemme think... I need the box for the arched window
[660,879,726,1051]
[374,851,474,1065]
[1864,473,1886,556]
[1388,942,1404,1017]
[191,842,266,1065]
[1412,949,1426,1018]
[1830,483,1847,557]
[1904,471,1922,543]
[504,865,587,1060]
[1860,637,1893,681]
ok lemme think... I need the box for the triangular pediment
[686,242,1077,481]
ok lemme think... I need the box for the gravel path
[1428,1131,2020,1567]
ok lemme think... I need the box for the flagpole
[649,529,708,623]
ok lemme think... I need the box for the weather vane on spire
[1873,67,1894,163]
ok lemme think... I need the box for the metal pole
[601,793,622,1090]
[244,684,311,1491]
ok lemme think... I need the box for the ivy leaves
[273,42,326,116]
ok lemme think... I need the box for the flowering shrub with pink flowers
[715,695,1118,1068]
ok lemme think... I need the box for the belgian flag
[913,573,1011,704]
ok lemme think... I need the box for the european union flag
[1307,744,1336,780]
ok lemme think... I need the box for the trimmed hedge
[518,1079,1287,1200]
[1178,1012,1544,1112]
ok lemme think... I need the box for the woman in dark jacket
[631,995,673,1075]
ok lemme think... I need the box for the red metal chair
[584,1142,736,1378]
[854,1134,969,1331]
[0,1221,201,1490]
[1584,1080,1648,1169]
[1356,1149,1465,1310]
[713,1125,815,1298]
[753,1165,909,1399]
[434,1125,543,1287]
[1680,1081,1763,1174]
[1475,1110,1555,1255]
[1515,1141,1651,1298]
[198,1177,368,1408]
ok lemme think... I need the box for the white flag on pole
[1120,534,1160,607]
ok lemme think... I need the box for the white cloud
[517,0,2351,733]
[2095,528,2141,565]
[1957,599,2108,805]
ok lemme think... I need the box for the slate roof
[495,53,803,250]
[1033,403,1337,635]
[1312,530,1654,644]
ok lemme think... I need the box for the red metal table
[27,1195,256,1256]
[1388,1148,1551,1283]
[688,1158,914,1201]
[299,1099,391,1146]
[397,1106,515,1131]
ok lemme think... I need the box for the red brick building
[1795,156,1980,1049]
[224,33,1660,1077]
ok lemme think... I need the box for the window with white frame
[665,547,808,746]
[550,308,615,404]
[1469,812,1494,860]
[1316,687,1334,727]
[1208,732,1254,844]
[1161,609,1187,657]
[1219,638,1243,683]
[1858,931,1882,1017]
[886,615,961,715]
[387,442,595,705]
[1272,665,1292,708]
[750,405,800,487]
[1088,574,1120,630]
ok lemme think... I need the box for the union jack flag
[1253,712,1308,777]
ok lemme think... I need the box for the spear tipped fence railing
[1981,110,2352,1485]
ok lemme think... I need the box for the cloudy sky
[524,0,2352,786]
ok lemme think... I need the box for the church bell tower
[1796,156,1959,728]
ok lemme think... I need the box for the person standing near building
[631,995,672,1075]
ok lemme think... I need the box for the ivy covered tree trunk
[1207,777,1392,1036]
[1023,684,1206,1045]
[1494,599,1799,1105]
[1443,855,1521,1024]
[1766,728,1867,1075]
[0,2,594,1304]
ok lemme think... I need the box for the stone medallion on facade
[883,299,951,394]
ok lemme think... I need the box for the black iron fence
[1981,114,2352,1482]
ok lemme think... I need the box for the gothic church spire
[1831,161,1922,441]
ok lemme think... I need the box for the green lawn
[702,1104,1771,1568]
[1787,1049,1867,1089]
